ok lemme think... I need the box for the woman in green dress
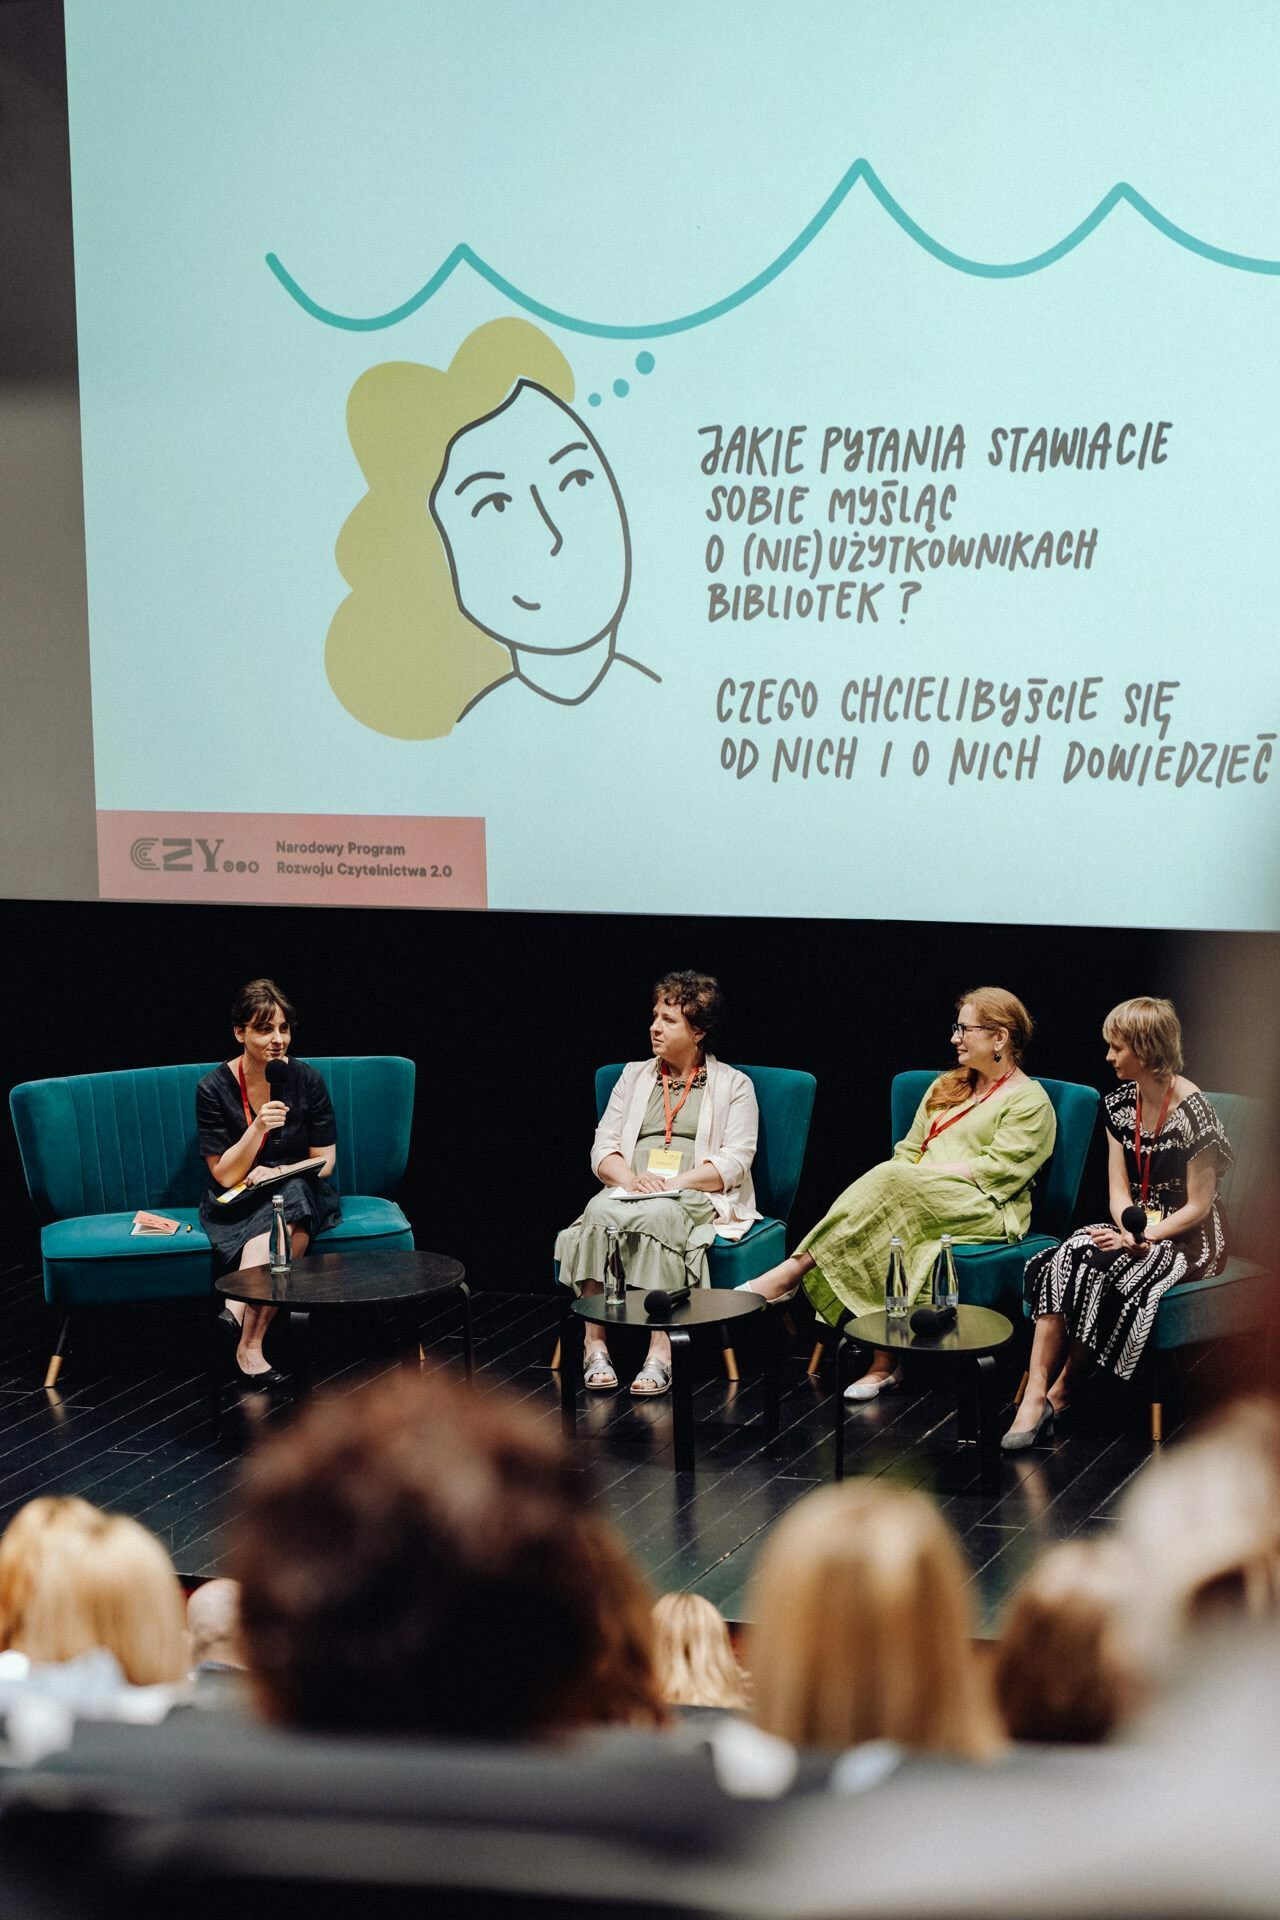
[744,988,1056,1400]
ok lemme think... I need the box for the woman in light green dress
[745,988,1056,1400]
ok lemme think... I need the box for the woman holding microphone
[196,979,340,1383]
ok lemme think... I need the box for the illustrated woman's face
[430,382,630,653]
[236,1004,290,1069]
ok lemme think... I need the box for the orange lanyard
[661,1059,702,1147]
[237,1060,267,1166]
[920,1071,1014,1157]
[1133,1081,1175,1203]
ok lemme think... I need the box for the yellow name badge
[1144,1204,1164,1232]
[646,1148,682,1177]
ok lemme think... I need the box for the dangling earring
[995,1050,1003,1063]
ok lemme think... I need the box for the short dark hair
[230,978,297,1032]
[652,971,724,1048]
[233,1372,663,1737]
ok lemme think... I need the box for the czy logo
[130,837,225,873]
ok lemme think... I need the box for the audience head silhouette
[234,1370,663,1736]
[748,1480,998,1757]
[0,1495,187,1685]
[651,1593,746,1711]
[994,1538,1144,1743]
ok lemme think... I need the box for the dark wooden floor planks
[0,1258,1227,1631]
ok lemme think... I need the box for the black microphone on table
[644,1286,690,1320]
[909,1304,957,1335]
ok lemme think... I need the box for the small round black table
[560,1288,778,1473]
[835,1305,1014,1493]
[210,1247,469,1436]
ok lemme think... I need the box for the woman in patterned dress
[1004,997,1231,1450]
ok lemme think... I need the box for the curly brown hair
[652,971,724,1048]
[233,1371,664,1737]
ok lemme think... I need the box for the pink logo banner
[98,811,487,910]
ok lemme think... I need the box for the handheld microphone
[265,1058,291,1103]
[644,1286,690,1320]
[1120,1204,1149,1242]
[909,1304,957,1335]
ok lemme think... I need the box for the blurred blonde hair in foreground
[748,1481,998,1757]
[327,317,574,740]
[651,1592,746,1711]
[0,1495,186,1685]
[994,1538,1145,1743]
[1119,1395,1280,1652]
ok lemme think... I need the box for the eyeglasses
[950,1022,995,1038]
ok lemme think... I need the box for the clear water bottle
[603,1227,626,1306]
[269,1193,292,1277]
[930,1233,959,1311]
[884,1234,908,1326]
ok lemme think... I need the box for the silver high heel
[1000,1401,1055,1451]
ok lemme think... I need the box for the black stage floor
[0,1253,1227,1632]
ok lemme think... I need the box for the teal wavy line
[265,157,1280,337]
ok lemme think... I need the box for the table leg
[976,1354,1000,1494]
[833,1336,847,1481]
[289,1309,313,1401]
[559,1310,583,1443]
[669,1326,695,1472]
[456,1280,473,1382]
[956,1366,978,1444]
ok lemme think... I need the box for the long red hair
[927,987,1035,1113]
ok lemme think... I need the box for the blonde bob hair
[651,1593,746,1711]
[928,986,1036,1113]
[748,1482,998,1756]
[1102,996,1184,1079]
[994,1539,1144,1744]
[0,1496,187,1685]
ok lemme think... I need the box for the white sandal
[630,1356,672,1397]
[583,1349,618,1391]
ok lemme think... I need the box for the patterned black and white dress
[1024,1085,1231,1380]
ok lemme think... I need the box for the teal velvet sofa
[10,1056,415,1383]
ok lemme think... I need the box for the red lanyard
[920,1071,1014,1157]
[661,1059,702,1147]
[1133,1081,1176,1203]
[237,1060,268,1165]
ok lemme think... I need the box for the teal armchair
[551,1062,816,1374]
[807,1070,1098,1375]
[889,1070,1100,1318]
[10,1056,415,1384]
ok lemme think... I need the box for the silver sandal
[583,1349,618,1391]
[630,1356,672,1397]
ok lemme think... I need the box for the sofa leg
[806,1338,825,1377]
[1151,1399,1164,1445]
[550,1338,562,1371]
[1014,1369,1029,1408]
[44,1314,70,1390]
[722,1341,740,1383]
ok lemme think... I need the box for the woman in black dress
[1004,996,1230,1449]
[196,979,341,1383]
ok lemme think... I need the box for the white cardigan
[588,1055,761,1240]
